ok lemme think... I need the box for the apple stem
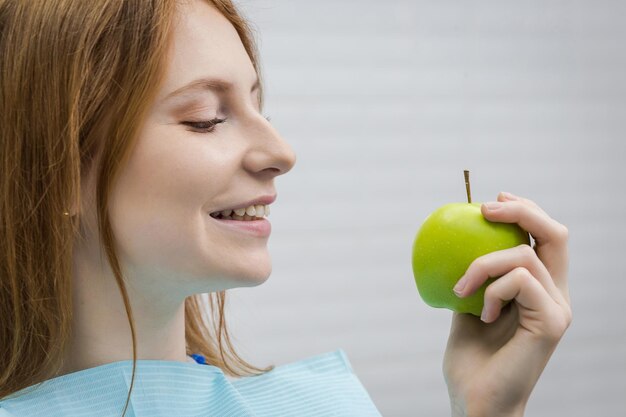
[464,170,472,203]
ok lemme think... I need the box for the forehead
[155,0,257,102]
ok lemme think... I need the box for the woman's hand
[443,192,572,417]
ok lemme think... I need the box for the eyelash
[183,115,272,133]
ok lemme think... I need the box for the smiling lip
[211,194,277,213]
[210,217,271,237]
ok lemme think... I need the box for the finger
[492,193,570,300]
[453,244,563,304]
[497,191,547,215]
[481,199,566,246]
[482,267,572,344]
[481,266,554,324]
[498,192,540,250]
[480,199,569,294]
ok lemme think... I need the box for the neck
[57,246,189,377]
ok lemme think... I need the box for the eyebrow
[164,75,260,101]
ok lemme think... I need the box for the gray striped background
[225,1,626,415]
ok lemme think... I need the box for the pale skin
[59,1,296,374]
[445,193,571,416]
[58,0,572,416]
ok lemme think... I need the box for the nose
[242,113,297,179]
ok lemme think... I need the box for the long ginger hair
[0,0,273,414]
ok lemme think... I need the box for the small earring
[63,211,71,217]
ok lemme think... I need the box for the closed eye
[181,118,226,133]
[182,114,271,133]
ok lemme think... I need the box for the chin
[236,266,272,288]
[240,275,270,288]
[225,255,272,288]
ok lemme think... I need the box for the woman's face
[88,0,296,298]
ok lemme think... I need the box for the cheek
[107,127,233,269]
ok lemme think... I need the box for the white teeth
[213,204,270,220]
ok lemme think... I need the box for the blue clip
[190,353,206,365]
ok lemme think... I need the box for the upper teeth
[211,204,270,218]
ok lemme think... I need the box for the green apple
[411,202,530,316]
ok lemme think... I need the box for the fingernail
[480,306,489,322]
[484,202,502,211]
[501,191,518,200]
[453,275,467,296]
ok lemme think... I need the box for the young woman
[0,1,571,416]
